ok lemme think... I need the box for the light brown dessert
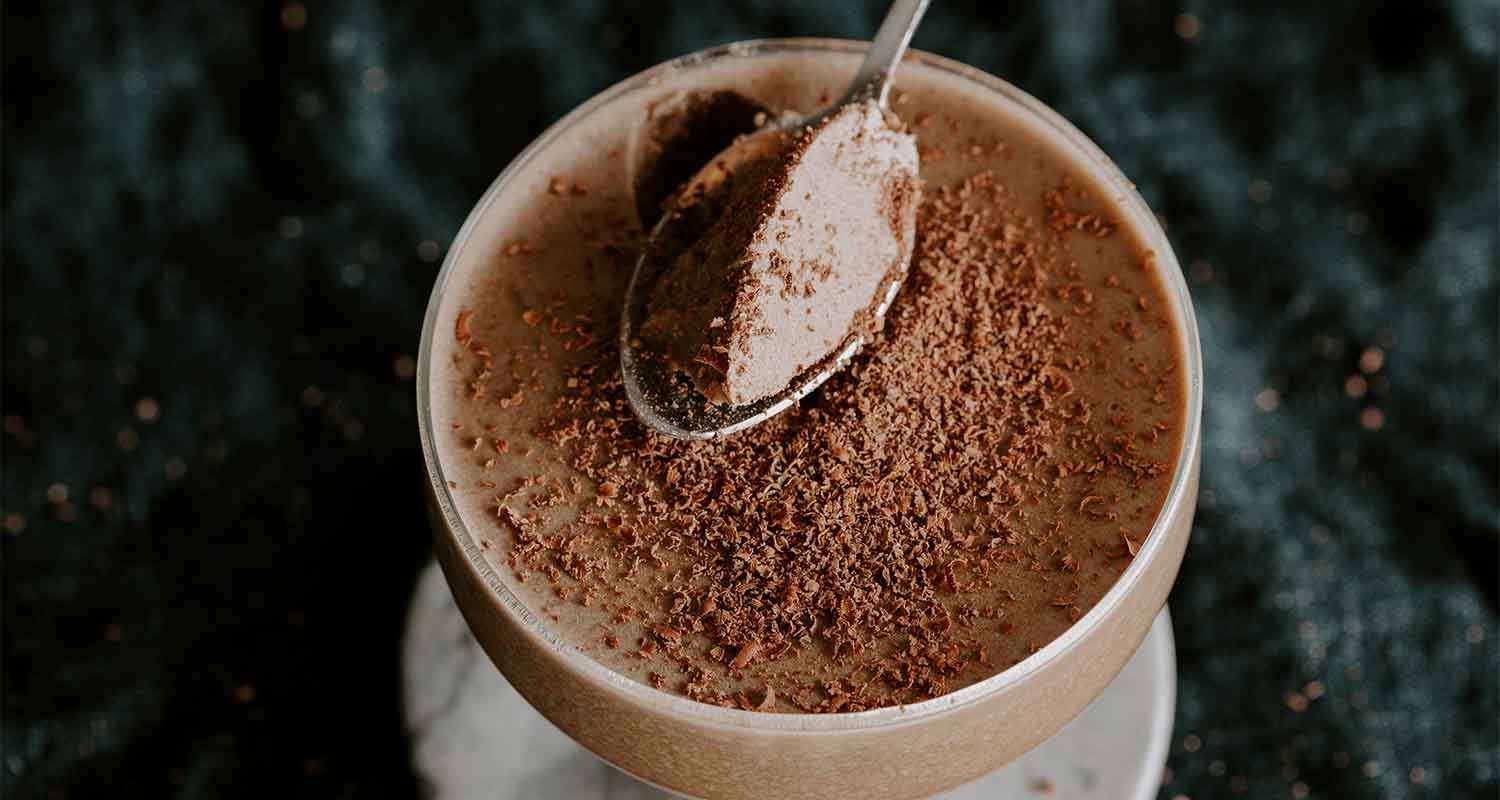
[434,71,1183,710]
[421,42,1199,800]
[641,100,919,405]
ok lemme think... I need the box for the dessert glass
[417,39,1203,800]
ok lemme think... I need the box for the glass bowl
[417,38,1203,800]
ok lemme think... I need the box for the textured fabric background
[3,2,1496,798]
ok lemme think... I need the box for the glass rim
[416,37,1205,732]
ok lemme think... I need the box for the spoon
[620,0,931,440]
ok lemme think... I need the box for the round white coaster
[403,561,1175,800]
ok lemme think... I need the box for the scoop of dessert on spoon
[620,0,931,440]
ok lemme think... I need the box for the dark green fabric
[3,1,1495,797]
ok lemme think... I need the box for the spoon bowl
[620,0,930,440]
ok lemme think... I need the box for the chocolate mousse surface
[640,100,919,406]
[431,52,1188,712]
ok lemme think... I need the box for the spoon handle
[841,0,932,107]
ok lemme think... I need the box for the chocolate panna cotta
[432,59,1188,713]
[639,99,919,406]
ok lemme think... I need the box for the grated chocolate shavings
[447,151,1185,711]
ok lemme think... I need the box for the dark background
[3,1,1496,798]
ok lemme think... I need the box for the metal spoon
[620,0,931,440]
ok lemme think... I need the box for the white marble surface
[403,561,1175,799]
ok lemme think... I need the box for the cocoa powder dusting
[450,165,1183,712]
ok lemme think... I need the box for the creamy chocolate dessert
[640,100,919,405]
[429,51,1188,714]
